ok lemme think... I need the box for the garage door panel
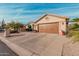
[39,22,59,33]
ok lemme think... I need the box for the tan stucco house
[33,14,69,35]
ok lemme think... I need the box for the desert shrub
[67,30,79,43]
[68,18,79,43]
[69,23,79,30]
[67,30,77,37]
[71,33,79,43]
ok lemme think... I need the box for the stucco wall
[59,21,67,35]
[36,15,66,24]
[33,24,38,31]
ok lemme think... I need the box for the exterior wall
[36,15,66,24]
[26,25,28,29]
[33,24,38,31]
[59,21,67,35]
[34,15,67,35]
[20,26,26,31]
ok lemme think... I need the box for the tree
[28,24,32,31]
[5,21,23,32]
[72,18,79,22]
[1,19,5,29]
[69,18,79,30]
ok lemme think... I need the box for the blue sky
[0,3,79,24]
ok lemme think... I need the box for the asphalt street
[0,40,18,56]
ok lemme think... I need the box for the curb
[0,37,33,56]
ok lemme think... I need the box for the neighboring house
[25,21,35,30]
[20,25,26,31]
[25,25,28,29]
[33,14,69,35]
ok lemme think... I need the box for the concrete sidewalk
[0,32,70,56]
[0,40,17,56]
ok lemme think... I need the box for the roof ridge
[47,13,68,19]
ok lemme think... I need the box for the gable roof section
[34,14,69,23]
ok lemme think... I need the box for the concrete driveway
[0,32,70,56]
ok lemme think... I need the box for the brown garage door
[38,22,59,34]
